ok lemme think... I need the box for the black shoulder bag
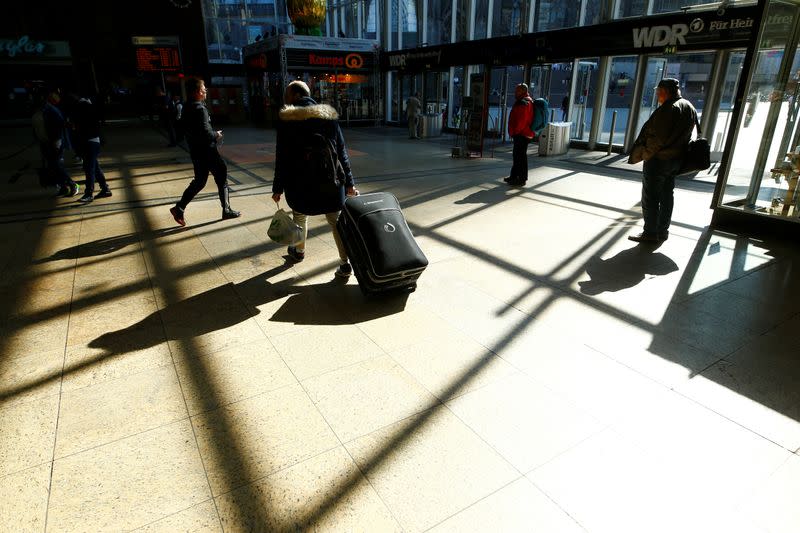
[679,114,711,175]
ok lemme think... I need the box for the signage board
[285,50,373,71]
[382,4,762,72]
[135,45,181,71]
[0,36,71,60]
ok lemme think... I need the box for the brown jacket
[629,97,697,164]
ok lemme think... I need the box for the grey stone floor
[0,121,798,532]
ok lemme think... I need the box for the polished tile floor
[0,122,798,532]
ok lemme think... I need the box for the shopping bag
[267,208,303,245]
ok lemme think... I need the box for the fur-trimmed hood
[279,102,339,122]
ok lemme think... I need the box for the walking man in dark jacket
[42,90,80,197]
[271,80,357,278]
[169,77,240,226]
[74,97,112,203]
[505,84,535,186]
[628,78,697,242]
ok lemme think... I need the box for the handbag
[267,206,303,245]
[679,115,710,175]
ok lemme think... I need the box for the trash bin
[539,122,572,156]
[421,113,442,138]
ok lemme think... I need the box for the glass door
[600,56,638,146]
[635,57,667,137]
[571,58,600,141]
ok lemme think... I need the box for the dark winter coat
[181,100,218,156]
[629,97,697,164]
[72,99,102,147]
[273,97,355,215]
[42,102,65,144]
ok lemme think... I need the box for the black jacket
[629,97,697,164]
[273,97,354,215]
[72,99,102,144]
[42,102,65,144]
[181,100,217,155]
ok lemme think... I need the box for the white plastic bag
[267,208,303,245]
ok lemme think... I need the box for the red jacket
[508,96,534,139]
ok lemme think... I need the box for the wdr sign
[632,24,690,48]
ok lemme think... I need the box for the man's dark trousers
[641,158,682,237]
[511,135,531,182]
[177,149,229,210]
[82,141,108,195]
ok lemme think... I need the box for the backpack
[300,132,345,187]
[531,98,550,135]
[296,131,346,214]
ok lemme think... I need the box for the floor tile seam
[668,386,799,454]
[51,409,194,463]
[206,440,345,501]
[579,341,710,392]
[0,458,54,482]
[55,357,179,397]
[293,375,408,531]
[524,476,592,533]
[181,377,308,418]
[130,204,225,531]
[44,203,85,532]
[419,474,528,533]
[168,334,283,369]
[678,296,794,337]
[292,348,393,387]
[125,497,220,533]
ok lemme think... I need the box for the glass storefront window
[615,0,647,19]
[601,56,637,145]
[535,0,579,32]
[400,0,419,48]
[492,0,526,37]
[571,58,600,141]
[204,0,291,63]
[426,0,452,45]
[474,0,489,39]
[719,0,800,222]
[651,0,713,15]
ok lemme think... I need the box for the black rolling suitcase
[337,192,428,295]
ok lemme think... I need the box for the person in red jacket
[506,84,535,186]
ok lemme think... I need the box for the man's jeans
[511,135,531,181]
[82,141,108,195]
[642,157,682,236]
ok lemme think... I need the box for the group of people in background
[32,89,110,202]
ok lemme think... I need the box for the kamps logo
[632,23,690,48]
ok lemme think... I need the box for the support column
[624,54,648,153]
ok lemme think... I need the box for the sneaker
[507,179,526,187]
[287,246,305,262]
[78,194,93,203]
[68,183,81,197]
[95,189,112,199]
[221,208,241,220]
[628,232,659,243]
[335,263,353,278]
[170,206,186,227]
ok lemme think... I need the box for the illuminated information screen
[135,45,181,72]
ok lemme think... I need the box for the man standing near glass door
[628,78,697,242]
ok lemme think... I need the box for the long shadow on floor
[578,243,679,295]
[35,221,219,262]
[89,263,408,354]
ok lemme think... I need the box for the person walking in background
[505,83,535,187]
[627,78,697,243]
[157,87,177,146]
[271,80,357,279]
[73,96,112,203]
[169,77,240,226]
[42,89,80,197]
[406,92,422,139]
[171,93,184,143]
[561,95,569,121]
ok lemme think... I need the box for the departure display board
[132,36,181,72]
[135,45,181,72]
